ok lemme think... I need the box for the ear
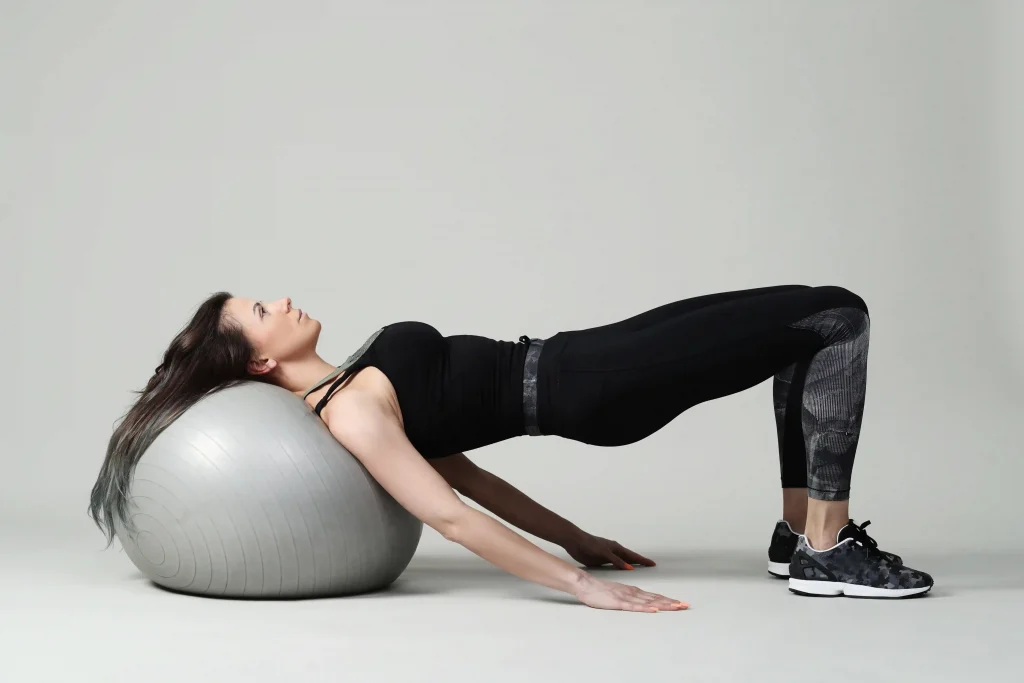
[248,357,278,376]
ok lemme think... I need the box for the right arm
[432,454,657,571]
[430,453,585,547]
[324,390,687,613]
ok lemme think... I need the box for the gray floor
[3,532,1022,683]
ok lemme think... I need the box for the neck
[273,354,341,398]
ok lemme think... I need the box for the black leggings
[536,285,871,501]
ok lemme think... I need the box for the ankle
[804,499,850,550]
[783,517,806,535]
[781,488,808,533]
[804,517,847,550]
[804,528,842,551]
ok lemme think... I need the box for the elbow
[439,520,461,543]
[435,507,471,544]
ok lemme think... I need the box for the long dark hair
[88,291,268,546]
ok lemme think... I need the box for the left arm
[432,453,655,569]
[432,453,584,547]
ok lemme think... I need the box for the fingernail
[625,563,634,570]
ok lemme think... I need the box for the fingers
[615,598,686,613]
[578,578,689,613]
[646,593,689,610]
[612,542,656,567]
[612,592,661,613]
[617,584,689,612]
[637,595,688,611]
[623,602,660,613]
[605,552,634,571]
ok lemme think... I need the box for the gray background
[1,2,1022,681]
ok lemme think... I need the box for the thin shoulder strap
[312,367,357,416]
[301,326,387,413]
[302,367,346,400]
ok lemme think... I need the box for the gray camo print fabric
[774,307,870,501]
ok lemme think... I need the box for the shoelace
[845,519,901,565]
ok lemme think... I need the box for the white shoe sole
[789,578,932,598]
[768,561,790,578]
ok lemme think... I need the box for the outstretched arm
[432,454,656,570]
[325,390,686,613]
[431,454,584,546]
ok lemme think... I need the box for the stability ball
[114,381,423,599]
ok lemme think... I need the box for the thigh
[562,285,863,372]
[563,284,812,339]
[550,286,863,445]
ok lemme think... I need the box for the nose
[274,297,291,312]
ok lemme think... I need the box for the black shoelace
[845,519,902,565]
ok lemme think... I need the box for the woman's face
[224,296,322,373]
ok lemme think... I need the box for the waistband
[518,335,545,436]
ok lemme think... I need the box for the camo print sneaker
[768,520,800,578]
[788,519,932,599]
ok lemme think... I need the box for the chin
[307,320,323,346]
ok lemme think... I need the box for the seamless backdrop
[2,0,1021,559]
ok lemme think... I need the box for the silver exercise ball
[114,382,423,598]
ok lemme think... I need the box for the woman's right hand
[572,574,690,612]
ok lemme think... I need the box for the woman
[89,284,933,612]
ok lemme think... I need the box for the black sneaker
[788,519,932,598]
[768,520,800,578]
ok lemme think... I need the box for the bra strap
[302,325,387,411]
[302,366,346,400]
[313,368,356,416]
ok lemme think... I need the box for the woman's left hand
[563,533,656,570]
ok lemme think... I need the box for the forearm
[465,471,585,547]
[447,506,589,595]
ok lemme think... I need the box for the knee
[792,287,870,345]
[814,286,869,318]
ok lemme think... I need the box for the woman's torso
[317,321,529,459]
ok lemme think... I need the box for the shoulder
[319,387,430,478]
[321,388,388,432]
[320,386,404,451]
